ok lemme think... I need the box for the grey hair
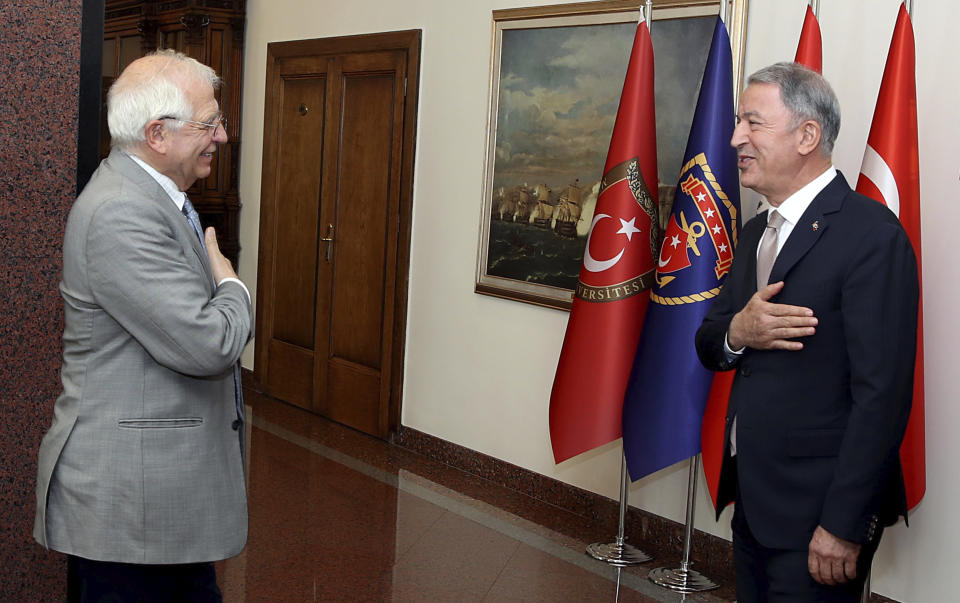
[106,49,220,149]
[748,62,840,156]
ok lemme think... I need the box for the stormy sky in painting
[492,16,715,193]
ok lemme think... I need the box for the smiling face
[162,79,227,191]
[730,82,807,207]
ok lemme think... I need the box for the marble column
[0,0,82,598]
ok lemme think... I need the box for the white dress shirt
[726,166,837,454]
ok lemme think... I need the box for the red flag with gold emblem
[549,15,658,463]
[856,3,925,509]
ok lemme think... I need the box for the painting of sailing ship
[477,3,730,309]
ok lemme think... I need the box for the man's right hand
[204,226,238,283]
[727,281,817,351]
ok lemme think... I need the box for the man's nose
[730,121,747,149]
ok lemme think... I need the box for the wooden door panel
[265,339,314,408]
[271,75,326,348]
[263,73,327,409]
[330,70,395,368]
[319,51,405,434]
[326,358,381,435]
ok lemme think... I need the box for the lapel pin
[812,220,820,231]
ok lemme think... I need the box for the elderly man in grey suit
[34,49,251,601]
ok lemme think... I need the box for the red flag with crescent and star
[856,3,925,510]
[549,15,658,463]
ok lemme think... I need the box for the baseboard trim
[393,425,735,585]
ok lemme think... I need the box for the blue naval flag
[622,17,741,481]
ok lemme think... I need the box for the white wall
[238,1,960,600]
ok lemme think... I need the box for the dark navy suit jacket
[696,173,919,550]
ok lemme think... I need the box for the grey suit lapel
[768,173,847,284]
[109,150,215,286]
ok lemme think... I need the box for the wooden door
[255,32,420,439]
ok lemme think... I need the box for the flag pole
[648,455,718,592]
[647,12,727,584]
[586,453,652,565]
[585,2,655,567]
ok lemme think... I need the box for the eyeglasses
[160,113,227,132]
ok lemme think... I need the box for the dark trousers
[67,555,222,603]
[732,498,880,603]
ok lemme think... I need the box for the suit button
[740,367,751,377]
[232,419,241,431]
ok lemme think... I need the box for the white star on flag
[617,217,641,241]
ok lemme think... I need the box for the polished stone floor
[217,390,736,602]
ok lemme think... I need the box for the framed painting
[475,0,748,310]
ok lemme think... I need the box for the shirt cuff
[724,332,745,362]
[217,277,251,304]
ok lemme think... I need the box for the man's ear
[143,119,168,154]
[797,119,823,156]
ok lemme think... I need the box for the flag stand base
[648,565,718,592]
[586,454,652,567]
[648,456,717,593]
[586,541,651,566]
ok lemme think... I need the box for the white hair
[106,49,221,149]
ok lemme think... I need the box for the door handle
[320,224,335,262]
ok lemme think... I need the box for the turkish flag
[657,214,692,275]
[795,4,822,73]
[856,3,925,510]
[549,17,658,463]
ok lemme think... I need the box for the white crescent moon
[583,214,626,273]
[860,143,900,217]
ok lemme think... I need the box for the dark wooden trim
[265,29,422,60]
[78,0,105,195]
[388,30,421,439]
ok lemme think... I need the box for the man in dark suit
[696,62,919,602]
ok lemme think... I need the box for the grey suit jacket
[34,150,252,564]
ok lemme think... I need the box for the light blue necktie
[182,197,206,250]
[182,198,245,424]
